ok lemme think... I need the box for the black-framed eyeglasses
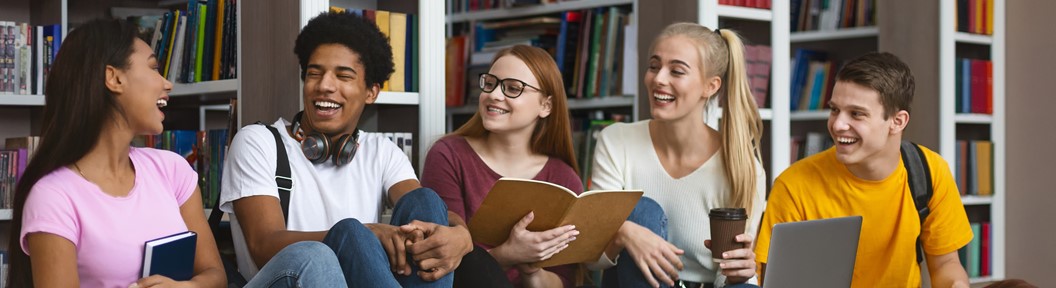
[479,73,541,99]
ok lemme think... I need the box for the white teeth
[487,107,509,114]
[836,137,858,144]
[156,99,167,108]
[315,101,341,108]
[653,93,675,101]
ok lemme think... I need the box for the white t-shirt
[220,118,417,278]
[590,120,766,286]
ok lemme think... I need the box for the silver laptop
[762,216,863,288]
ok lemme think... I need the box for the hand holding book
[469,178,643,268]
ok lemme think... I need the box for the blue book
[141,231,197,281]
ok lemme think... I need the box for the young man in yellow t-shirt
[754,52,973,288]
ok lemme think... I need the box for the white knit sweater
[590,120,766,286]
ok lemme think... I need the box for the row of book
[956,0,994,35]
[448,0,562,14]
[136,0,238,85]
[956,58,993,115]
[330,7,419,93]
[956,140,993,196]
[789,132,834,163]
[571,111,631,189]
[0,137,40,209]
[447,6,636,107]
[745,45,773,109]
[959,221,993,278]
[0,21,62,95]
[132,130,227,207]
[719,0,772,9]
[791,0,876,32]
[790,49,836,111]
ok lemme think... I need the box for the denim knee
[392,187,449,225]
[327,218,374,242]
[627,196,667,239]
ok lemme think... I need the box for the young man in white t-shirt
[220,11,473,287]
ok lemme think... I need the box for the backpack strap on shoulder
[260,123,294,225]
[900,140,933,264]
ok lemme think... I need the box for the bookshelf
[939,0,1006,282]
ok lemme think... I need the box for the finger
[635,258,660,288]
[655,253,681,283]
[721,248,755,261]
[393,236,411,276]
[539,228,579,249]
[736,233,755,247]
[410,243,445,262]
[407,228,426,245]
[381,234,399,273]
[662,244,685,271]
[135,275,170,287]
[704,239,712,249]
[647,258,675,287]
[513,211,535,231]
[409,236,444,257]
[543,224,577,239]
[417,265,450,282]
[540,242,570,261]
[719,260,757,278]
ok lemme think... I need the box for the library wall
[878,0,941,149]
[635,0,698,120]
[1006,0,1056,285]
[242,1,302,125]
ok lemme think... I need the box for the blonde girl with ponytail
[588,22,766,288]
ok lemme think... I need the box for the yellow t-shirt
[755,146,973,288]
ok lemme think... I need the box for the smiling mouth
[835,136,859,145]
[157,99,167,108]
[315,100,343,111]
[486,106,509,114]
[653,93,675,103]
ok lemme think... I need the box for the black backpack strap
[261,124,294,225]
[900,140,933,264]
[209,123,295,230]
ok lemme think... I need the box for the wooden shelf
[962,195,994,206]
[955,32,994,45]
[716,5,772,21]
[0,94,46,106]
[715,108,773,120]
[790,27,879,43]
[446,95,635,115]
[790,110,829,121]
[955,113,993,124]
[448,0,633,23]
[170,79,238,96]
[375,92,420,105]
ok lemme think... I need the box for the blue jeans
[244,241,348,288]
[322,187,454,288]
[601,197,759,288]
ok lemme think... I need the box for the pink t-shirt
[21,147,196,288]
[422,136,583,287]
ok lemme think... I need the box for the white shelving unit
[699,0,790,182]
[940,0,1006,282]
[790,26,879,43]
[302,0,445,168]
[789,110,830,121]
[170,79,239,97]
[0,209,12,221]
[447,0,634,23]
[0,95,46,106]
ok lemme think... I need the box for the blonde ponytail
[716,29,763,216]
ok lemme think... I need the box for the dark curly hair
[294,11,394,88]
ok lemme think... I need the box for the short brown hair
[836,52,915,119]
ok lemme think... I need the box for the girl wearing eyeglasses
[421,45,581,287]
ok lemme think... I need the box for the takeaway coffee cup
[709,208,748,262]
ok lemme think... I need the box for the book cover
[141,231,197,281]
[468,177,642,268]
[389,12,406,93]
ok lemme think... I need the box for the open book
[468,177,643,268]
[142,231,197,281]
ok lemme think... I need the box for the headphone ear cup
[332,133,359,166]
[301,133,331,164]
